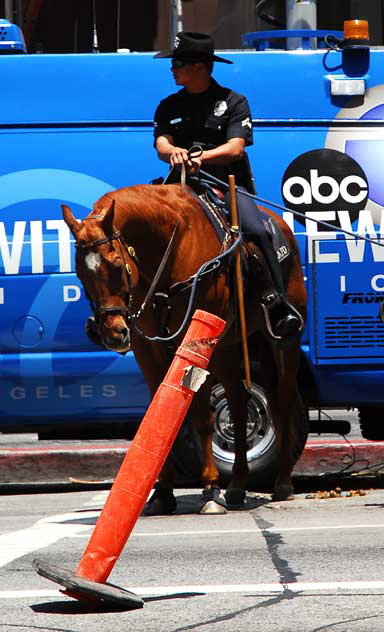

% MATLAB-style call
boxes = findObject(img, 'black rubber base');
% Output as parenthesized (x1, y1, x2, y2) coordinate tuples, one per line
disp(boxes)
(32, 559, 144, 610)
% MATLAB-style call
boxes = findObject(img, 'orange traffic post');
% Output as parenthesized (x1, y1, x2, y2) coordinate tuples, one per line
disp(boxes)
(33, 309, 225, 609)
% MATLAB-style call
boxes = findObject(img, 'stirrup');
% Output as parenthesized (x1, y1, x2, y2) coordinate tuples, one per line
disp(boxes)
(261, 293, 304, 341)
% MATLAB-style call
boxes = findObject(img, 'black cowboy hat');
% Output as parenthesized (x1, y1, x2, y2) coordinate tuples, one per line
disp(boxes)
(154, 31, 233, 64)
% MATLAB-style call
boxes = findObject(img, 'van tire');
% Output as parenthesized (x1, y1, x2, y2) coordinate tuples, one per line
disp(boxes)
(172, 382, 309, 492)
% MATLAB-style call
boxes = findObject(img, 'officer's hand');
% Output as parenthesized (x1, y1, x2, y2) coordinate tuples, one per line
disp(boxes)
(188, 156, 202, 175)
(169, 147, 189, 168)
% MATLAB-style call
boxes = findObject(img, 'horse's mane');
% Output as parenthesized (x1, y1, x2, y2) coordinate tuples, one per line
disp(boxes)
(93, 184, 199, 231)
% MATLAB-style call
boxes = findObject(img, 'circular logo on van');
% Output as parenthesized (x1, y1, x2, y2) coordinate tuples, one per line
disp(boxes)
(281, 148, 369, 227)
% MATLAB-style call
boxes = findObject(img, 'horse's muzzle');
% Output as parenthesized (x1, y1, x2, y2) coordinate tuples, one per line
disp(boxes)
(102, 318, 131, 353)
(104, 338, 131, 354)
(85, 315, 131, 354)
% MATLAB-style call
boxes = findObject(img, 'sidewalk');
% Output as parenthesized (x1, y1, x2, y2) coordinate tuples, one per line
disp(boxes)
(0, 436, 383, 486)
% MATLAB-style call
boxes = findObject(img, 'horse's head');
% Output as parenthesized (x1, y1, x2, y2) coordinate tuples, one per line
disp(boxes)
(62, 199, 138, 353)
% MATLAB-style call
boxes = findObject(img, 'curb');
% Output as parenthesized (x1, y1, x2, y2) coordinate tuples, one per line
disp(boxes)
(0, 444, 127, 484)
(294, 439, 384, 477)
(0, 439, 383, 485)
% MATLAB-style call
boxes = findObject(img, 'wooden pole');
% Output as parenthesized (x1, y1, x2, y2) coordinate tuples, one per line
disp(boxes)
(228, 175, 252, 391)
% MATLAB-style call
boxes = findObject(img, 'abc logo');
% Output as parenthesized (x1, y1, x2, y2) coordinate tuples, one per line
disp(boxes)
(281, 148, 369, 227)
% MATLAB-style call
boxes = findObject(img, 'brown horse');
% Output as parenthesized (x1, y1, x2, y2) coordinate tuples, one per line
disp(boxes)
(62, 183, 307, 514)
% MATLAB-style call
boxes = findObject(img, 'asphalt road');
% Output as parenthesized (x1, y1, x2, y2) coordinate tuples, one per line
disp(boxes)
(1, 484, 384, 632)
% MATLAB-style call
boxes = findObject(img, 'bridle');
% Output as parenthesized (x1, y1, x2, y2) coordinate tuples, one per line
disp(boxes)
(75, 214, 180, 334)
(76, 214, 138, 324)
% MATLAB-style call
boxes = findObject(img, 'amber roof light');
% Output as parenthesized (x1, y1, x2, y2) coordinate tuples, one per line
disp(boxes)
(344, 20, 369, 41)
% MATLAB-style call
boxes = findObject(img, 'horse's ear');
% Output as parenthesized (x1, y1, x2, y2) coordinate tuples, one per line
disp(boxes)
(100, 198, 115, 234)
(61, 204, 80, 236)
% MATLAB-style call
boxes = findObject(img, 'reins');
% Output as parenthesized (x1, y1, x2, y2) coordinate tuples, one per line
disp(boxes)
(198, 169, 384, 249)
(131, 234, 240, 343)
(131, 222, 179, 322)
(164, 149, 380, 246)
(163, 145, 204, 193)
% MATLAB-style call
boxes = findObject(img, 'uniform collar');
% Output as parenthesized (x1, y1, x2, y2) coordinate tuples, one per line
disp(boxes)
(182, 78, 220, 98)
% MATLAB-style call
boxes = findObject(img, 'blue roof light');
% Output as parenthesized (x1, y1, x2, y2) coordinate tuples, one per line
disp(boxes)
(0, 19, 27, 54)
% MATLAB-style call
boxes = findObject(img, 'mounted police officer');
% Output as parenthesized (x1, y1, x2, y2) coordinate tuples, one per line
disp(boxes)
(153, 32, 301, 340)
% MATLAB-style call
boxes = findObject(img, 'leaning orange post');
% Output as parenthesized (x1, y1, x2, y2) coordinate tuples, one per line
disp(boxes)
(33, 309, 226, 609)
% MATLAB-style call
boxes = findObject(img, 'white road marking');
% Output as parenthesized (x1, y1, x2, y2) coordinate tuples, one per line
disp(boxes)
(128, 580, 384, 595)
(134, 523, 384, 536)
(2, 580, 384, 600)
(71, 523, 384, 538)
(0, 590, 61, 599)
(267, 523, 384, 533)
(0, 511, 99, 567)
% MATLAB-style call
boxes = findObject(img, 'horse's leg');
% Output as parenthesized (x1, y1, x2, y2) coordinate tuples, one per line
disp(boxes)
(211, 345, 250, 506)
(131, 336, 178, 515)
(187, 376, 228, 514)
(265, 341, 302, 501)
(145, 458, 178, 516)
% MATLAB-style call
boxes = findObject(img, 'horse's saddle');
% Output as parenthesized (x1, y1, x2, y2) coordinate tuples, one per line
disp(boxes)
(191, 179, 291, 268)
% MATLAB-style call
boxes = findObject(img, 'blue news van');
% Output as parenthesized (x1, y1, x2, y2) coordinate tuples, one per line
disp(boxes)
(1, 21, 384, 485)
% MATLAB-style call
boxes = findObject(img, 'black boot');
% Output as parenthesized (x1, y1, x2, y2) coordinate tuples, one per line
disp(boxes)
(261, 292, 303, 341)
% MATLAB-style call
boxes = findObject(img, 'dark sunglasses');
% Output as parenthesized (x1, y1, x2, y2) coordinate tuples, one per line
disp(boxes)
(171, 59, 195, 69)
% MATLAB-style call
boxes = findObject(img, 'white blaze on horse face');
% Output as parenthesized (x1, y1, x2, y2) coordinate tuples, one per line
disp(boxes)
(85, 252, 102, 272)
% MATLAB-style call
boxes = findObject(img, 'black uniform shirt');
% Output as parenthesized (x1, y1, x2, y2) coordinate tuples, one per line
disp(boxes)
(154, 78, 254, 191)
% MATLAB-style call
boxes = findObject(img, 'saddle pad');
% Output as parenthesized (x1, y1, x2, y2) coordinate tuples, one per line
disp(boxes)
(197, 193, 229, 245)
(196, 188, 291, 266)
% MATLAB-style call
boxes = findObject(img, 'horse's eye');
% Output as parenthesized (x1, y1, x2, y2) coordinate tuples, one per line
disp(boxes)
(105, 253, 123, 269)
(112, 257, 123, 269)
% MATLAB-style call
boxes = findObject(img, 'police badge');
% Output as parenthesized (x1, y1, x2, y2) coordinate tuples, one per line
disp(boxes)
(213, 100, 228, 116)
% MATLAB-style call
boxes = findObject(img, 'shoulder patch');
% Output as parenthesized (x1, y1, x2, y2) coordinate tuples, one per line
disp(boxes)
(241, 117, 252, 129)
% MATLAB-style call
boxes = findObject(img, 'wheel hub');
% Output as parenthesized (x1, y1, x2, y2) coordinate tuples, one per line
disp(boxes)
(211, 383, 276, 462)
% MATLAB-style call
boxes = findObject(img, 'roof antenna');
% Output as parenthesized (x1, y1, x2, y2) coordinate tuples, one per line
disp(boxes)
(170, 0, 183, 46)
(92, 0, 99, 53)
(117, 0, 121, 51)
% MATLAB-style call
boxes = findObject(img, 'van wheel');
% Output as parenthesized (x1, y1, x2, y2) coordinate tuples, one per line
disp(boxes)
(358, 407, 384, 440)
(172, 382, 309, 492)
(210, 383, 308, 491)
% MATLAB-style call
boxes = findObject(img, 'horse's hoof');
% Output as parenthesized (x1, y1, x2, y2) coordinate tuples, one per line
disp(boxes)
(225, 488, 246, 506)
(144, 484, 177, 516)
(200, 500, 227, 515)
(272, 485, 294, 502)
(200, 487, 227, 515)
